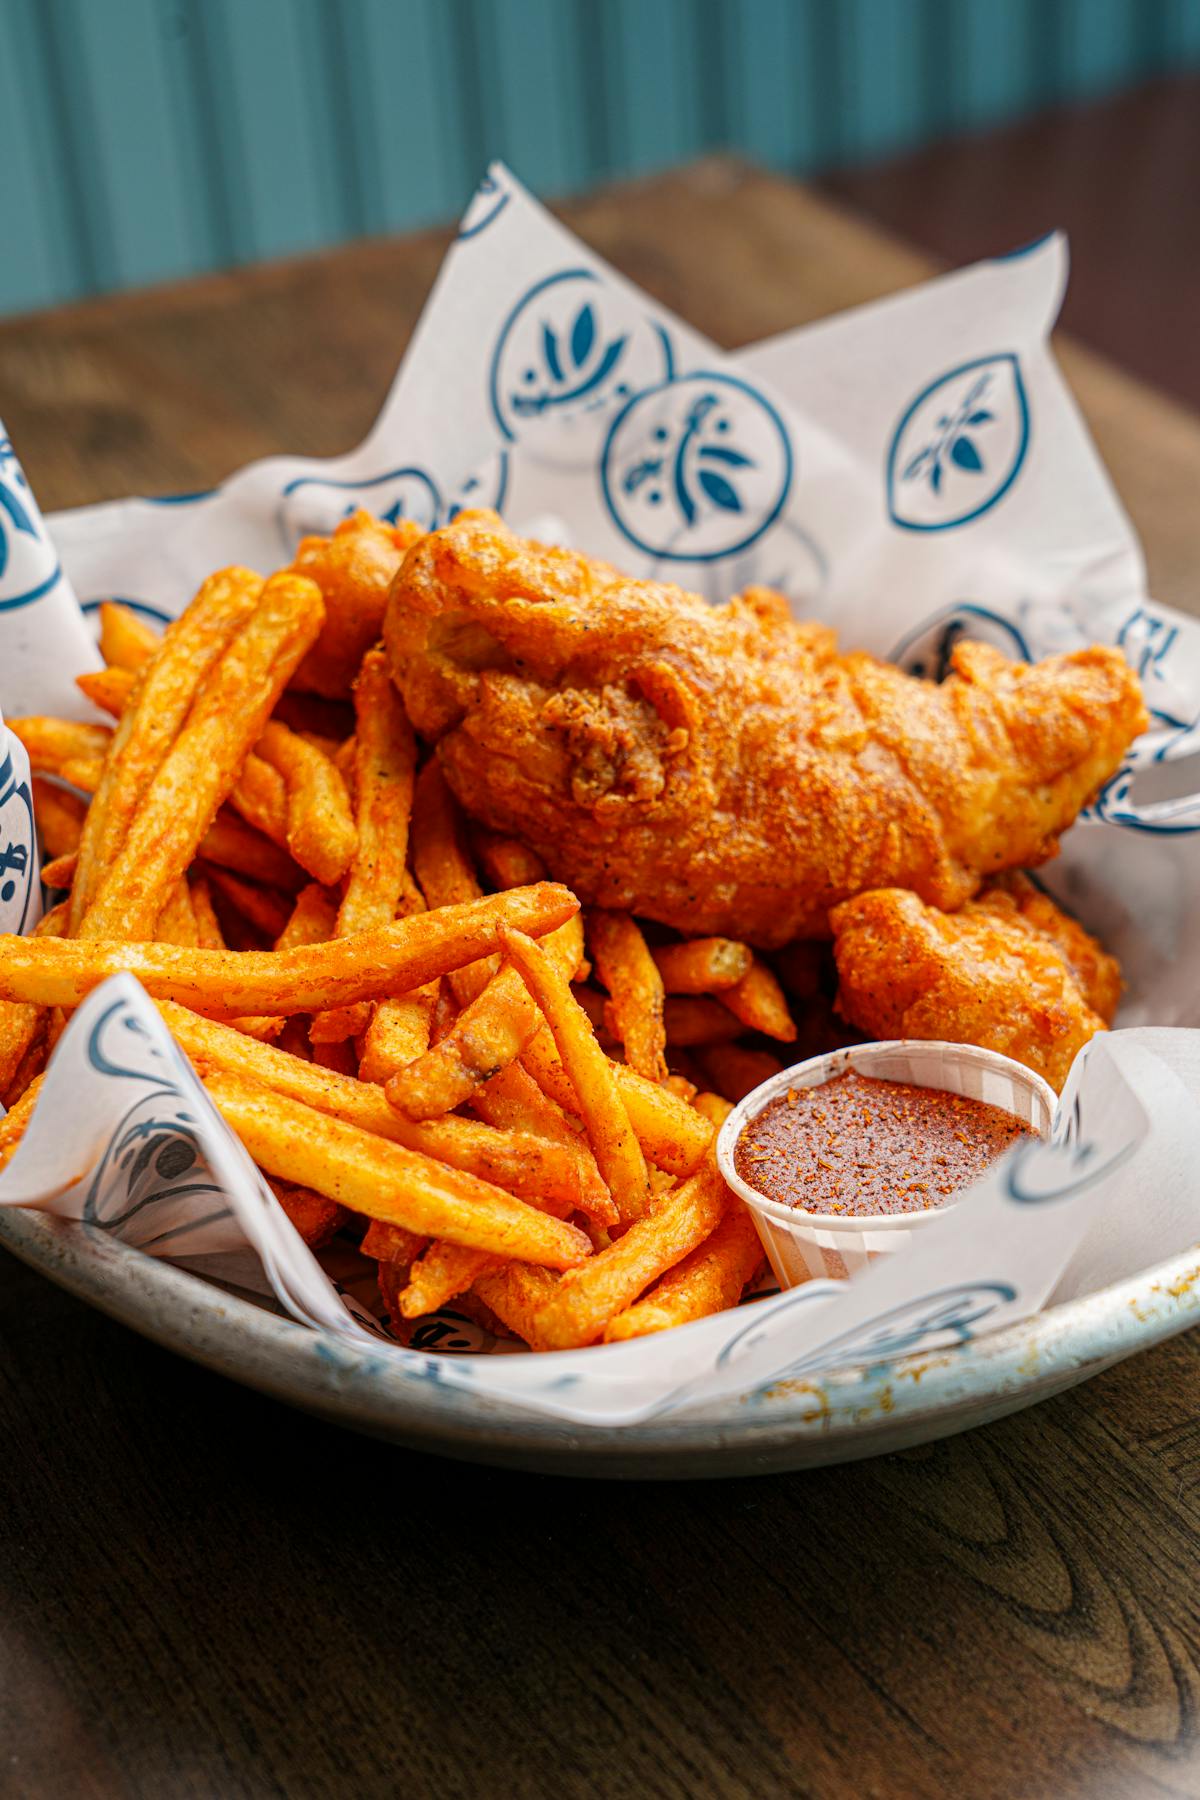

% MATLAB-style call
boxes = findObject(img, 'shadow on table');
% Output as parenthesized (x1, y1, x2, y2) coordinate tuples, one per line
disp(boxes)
(3, 1252, 1199, 1800)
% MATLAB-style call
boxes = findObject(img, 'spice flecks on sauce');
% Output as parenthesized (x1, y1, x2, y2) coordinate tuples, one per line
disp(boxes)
(733, 1069, 1031, 1217)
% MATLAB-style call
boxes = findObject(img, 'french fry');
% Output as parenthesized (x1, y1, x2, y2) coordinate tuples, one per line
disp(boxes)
(310, 1038, 357, 1076)
(80, 573, 324, 940)
(3, 1018, 48, 1106)
(201, 867, 294, 941)
(519, 1146, 730, 1349)
(97, 600, 161, 670)
(162, 999, 612, 1218)
(521, 1026, 712, 1177)
(79, 662, 292, 851)
(309, 653, 419, 1047)
(696, 1042, 785, 1104)
(55, 757, 103, 794)
(474, 832, 548, 891)
(267, 1177, 346, 1249)
(155, 883, 200, 947)
(31, 778, 87, 857)
(399, 1241, 501, 1318)
(652, 937, 753, 994)
(195, 813, 305, 893)
(500, 927, 649, 1222)
(0, 904, 65, 1096)
(663, 995, 746, 1047)
(75, 666, 134, 716)
(257, 719, 357, 886)
(472, 1263, 558, 1348)
(720, 956, 797, 1041)
(71, 565, 265, 931)
(228, 754, 289, 848)
(360, 1218, 427, 1267)
(603, 1200, 763, 1341)
(272, 691, 354, 742)
(38, 851, 76, 890)
(0, 1072, 44, 1172)
(587, 909, 668, 1082)
(411, 765, 497, 1004)
(189, 876, 225, 951)
(385, 913, 585, 1120)
(357, 991, 436, 1082)
(203, 1070, 592, 1268)
(7, 716, 113, 776)
(0, 885, 578, 1016)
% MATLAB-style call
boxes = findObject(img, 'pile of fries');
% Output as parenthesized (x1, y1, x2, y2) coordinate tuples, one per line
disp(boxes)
(0, 512, 844, 1350)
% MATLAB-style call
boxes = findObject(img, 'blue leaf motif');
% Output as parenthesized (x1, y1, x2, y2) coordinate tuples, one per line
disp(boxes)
(699, 445, 753, 469)
(0, 481, 36, 540)
(950, 435, 984, 473)
(931, 460, 943, 494)
(542, 323, 563, 383)
(903, 448, 932, 480)
(570, 303, 595, 369)
(698, 468, 743, 513)
(966, 410, 994, 426)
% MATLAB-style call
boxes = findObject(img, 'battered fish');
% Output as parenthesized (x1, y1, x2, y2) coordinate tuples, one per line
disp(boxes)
(384, 512, 1147, 947)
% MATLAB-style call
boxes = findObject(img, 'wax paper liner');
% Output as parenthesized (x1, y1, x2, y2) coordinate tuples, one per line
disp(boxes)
(2, 164, 1200, 1425)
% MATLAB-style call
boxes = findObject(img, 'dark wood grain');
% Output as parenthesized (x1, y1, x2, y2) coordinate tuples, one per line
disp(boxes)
(5, 157, 1200, 1800)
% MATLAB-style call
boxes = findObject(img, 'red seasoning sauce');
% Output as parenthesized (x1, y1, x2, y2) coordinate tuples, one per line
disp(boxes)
(733, 1069, 1031, 1217)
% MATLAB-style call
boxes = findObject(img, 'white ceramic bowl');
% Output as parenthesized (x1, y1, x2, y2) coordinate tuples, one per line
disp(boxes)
(716, 1040, 1057, 1287)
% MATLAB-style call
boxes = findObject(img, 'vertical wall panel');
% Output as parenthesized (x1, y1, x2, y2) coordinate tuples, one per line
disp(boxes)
(834, 0, 930, 163)
(3, 0, 1200, 315)
(602, 0, 704, 176)
(471, 0, 591, 195)
(0, 0, 76, 311)
(69, 0, 203, 288)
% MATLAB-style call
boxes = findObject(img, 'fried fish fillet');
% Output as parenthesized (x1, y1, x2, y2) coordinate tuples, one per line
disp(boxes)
(830, 876, 1121, 1091)
(384, 511, 1147, 947)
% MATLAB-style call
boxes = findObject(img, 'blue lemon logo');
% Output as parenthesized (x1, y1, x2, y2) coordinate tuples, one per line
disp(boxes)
(489, 268, 674, 446)
(887, 354, 1030, 532)
(601, 372, 793, 564)
(0, 746, 36, 933)
(277, 465, 443, 553)
(889, 602, 1031, 680)
(0, 438, 61, 612)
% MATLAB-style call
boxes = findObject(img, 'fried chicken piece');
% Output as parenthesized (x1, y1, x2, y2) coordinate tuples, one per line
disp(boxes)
(829, 877, 1121, 1091)
(291, 510, 423, 698)
(384, 512, 1147, 948)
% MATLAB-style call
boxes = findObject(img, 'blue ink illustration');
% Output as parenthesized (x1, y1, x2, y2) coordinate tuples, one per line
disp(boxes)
(886, 354, 1030, 532)
(889, 602, 1031, 680)
(456, 170, 511, 240)
(0, 436, 62, 611)
(602, 371, 792, 563)
(489, 269, 673, 445)
(0, 746, 36, 933)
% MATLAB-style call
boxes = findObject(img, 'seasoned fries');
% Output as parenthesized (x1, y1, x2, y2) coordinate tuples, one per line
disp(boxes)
(0, 887, 579, 1014)
(81, 572, 322, 939)
(587, 909, 667, 1083)
(500, 927, 649, 1223)
(5, 515, 803, 1361)
(204, 1071, 592, 1268)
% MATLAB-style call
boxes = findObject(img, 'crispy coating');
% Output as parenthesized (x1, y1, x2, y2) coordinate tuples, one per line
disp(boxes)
(829, 877, 1121, 1091)
(384, 512, 1148, 948)
(291, 510, 423, 697)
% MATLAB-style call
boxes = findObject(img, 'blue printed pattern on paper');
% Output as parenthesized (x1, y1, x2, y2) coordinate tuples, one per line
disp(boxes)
(276, 455, 509, 556)
(82, 997, 232, 1249)
(0, 436, 61, 611)
(602, 372, 793, 563)
(0, 743, 36, 933)
(489, 269, 674, 445)
(887, 355, 1030, 532)
(889, 602, 1032, 679)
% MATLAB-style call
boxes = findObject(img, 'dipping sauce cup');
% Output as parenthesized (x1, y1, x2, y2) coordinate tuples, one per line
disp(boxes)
(715, 1040, 1057, 1287)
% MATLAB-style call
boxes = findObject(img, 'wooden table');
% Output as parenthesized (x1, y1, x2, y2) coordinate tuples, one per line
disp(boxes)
(4, 159, 1200, 1800)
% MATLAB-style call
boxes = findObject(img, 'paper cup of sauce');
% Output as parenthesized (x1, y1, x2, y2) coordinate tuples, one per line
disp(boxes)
(715, 1040, 1057, 1287)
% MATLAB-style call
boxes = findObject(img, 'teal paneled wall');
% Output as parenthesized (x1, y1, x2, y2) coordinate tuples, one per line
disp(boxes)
(4, 0, 1200, 315)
